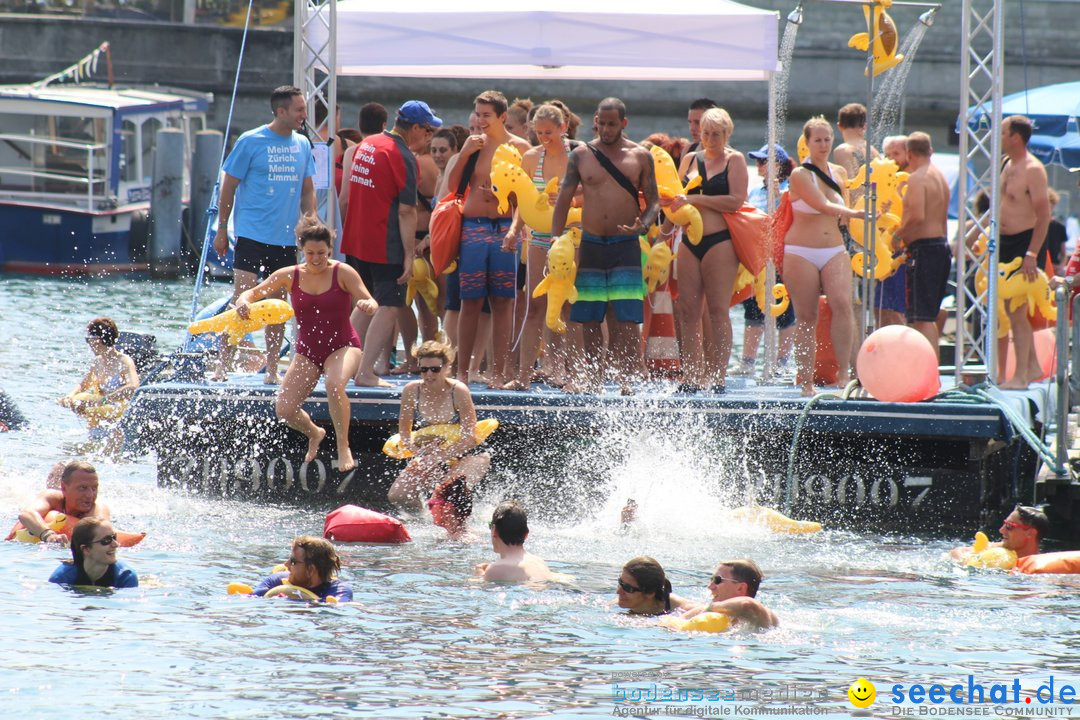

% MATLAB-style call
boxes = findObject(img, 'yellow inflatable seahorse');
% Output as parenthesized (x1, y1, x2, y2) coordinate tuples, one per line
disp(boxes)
(650, 145, 703, 245)
(997, 256, 1057, 322)
(187, 299, 295, 346)
(532, 228, 581, 333)
(975, 258, 1012, 339)
(752, 271, 791, 317)
(405, 257, 439, 314)
(848, 0, 905, 77)
(489, 160, 581, 235)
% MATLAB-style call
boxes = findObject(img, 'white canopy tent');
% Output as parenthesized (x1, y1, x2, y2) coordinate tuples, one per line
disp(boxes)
(305, 0, 779, 82)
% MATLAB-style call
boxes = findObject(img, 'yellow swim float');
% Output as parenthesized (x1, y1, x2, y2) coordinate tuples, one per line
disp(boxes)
(663, 612, 732, 634)
(730, 505, 823, 534)
(383, 418, 499, 460)
(964, 531, 1017, 570)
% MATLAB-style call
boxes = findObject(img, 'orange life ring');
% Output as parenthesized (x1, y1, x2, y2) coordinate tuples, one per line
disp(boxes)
(323, 504, 411, 544)
(7, 510, 146, 547)
(1014, 552, 1080, 575)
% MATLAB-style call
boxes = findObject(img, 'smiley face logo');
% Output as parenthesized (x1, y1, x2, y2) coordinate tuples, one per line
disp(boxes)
(848, 678, 876, 708)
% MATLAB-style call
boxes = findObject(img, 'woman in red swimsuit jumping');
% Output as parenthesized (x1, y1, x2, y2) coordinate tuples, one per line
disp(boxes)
(236, 215, 377, 472)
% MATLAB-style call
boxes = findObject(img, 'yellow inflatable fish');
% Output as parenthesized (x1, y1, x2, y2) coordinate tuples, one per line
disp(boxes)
(730, 505, 822, 534)
(998, 256, 1057, 322)
(490, 160, 581, 235)
(650, 145, 703, 245)
(406, 257, 439, 314)
(847, 156, 908, 217)
(532, 228, 581, 333)
(848, 0, 905, 77)
(964, 531, 1017, 570)
(188, 299, 295, 346)
(640, 238, 673, 294)
(383, 418, 500, 460)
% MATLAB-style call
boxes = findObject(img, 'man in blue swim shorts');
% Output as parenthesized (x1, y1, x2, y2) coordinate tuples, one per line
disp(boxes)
(551, 98, 660, 393)
(445, 91, 532, 386)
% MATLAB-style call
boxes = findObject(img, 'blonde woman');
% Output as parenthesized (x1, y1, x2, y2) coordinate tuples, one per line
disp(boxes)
(667, 108, 748, 392)
(503, 103, 576, 390)
(783, 116, 864, 396)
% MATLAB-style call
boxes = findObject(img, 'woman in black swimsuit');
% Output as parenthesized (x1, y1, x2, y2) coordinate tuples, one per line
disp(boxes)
(388, 340, 491, 511)
(665, 108, 749, 391)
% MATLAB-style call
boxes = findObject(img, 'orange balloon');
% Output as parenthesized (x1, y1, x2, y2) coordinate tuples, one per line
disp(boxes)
(1003, 328, 1056, 382)
(856, 325, 939, 402)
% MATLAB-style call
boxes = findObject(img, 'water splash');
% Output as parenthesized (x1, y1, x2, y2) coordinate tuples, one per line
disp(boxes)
(870, 20, 931, 147)
(772, 11, 803, 152)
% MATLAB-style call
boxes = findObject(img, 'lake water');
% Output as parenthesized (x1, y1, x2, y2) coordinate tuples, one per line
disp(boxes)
(3, 274, 1080, 719)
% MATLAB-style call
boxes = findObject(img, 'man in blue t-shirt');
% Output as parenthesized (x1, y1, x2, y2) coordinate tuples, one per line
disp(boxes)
(213, 85, 316, 384)
(252, 535, 353, 602)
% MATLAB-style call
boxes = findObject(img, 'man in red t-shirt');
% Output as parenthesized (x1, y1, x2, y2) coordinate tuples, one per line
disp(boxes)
(339, 100, 441, 386)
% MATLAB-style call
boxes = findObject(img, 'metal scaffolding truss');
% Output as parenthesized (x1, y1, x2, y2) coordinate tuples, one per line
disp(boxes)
(294, 0, 337, 224)
(955, 0, 1004, 381)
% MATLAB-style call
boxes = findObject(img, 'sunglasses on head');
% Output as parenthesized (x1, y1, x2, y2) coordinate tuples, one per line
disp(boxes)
(90, 534, 117, 546)
(419, 365, 444, 374)
(617, 578, 643, 594)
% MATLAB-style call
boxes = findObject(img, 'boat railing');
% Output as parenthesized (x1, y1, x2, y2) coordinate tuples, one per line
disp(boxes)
(1051, 280, 1078, 481)
(0, 132, 108, 209)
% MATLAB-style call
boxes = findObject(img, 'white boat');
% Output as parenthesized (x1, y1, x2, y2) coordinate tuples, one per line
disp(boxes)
(0, 79, 211, 275)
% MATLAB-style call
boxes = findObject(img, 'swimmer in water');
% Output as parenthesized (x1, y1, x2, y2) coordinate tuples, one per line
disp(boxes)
(475, 500, 557, 583)
(677, 559, 778, 629)
(616, 556, 692, 616)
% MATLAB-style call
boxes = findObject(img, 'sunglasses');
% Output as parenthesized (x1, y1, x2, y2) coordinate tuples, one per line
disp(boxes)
(1002, 520, 1034, 531)
(712, 575, 733, 585)
(85, 336, 100, 344)
(419, 365, 444, 374)
(90, 534, 117, 546)
(617, 579, 643, 594)
(285, 557, 306, 565)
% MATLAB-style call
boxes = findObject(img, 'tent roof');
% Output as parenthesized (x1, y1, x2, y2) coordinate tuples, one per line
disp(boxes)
(318, 0, 779, 81)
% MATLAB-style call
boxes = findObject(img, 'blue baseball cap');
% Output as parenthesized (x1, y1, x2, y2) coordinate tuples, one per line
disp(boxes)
(397, 100, 443, 128)
(747, 144, 790, 164)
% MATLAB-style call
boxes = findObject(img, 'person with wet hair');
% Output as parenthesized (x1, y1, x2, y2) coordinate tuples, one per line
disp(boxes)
(427, 476, 474, 541)
(252, 535, 353, 602)
(476, 500, 556, 582)
(19, 460, 110, 545)
(950, 505, 1049, 563)
(48, 517, 138, 588)
(616, 556, 692, 615)
(678, 558, 778, 628)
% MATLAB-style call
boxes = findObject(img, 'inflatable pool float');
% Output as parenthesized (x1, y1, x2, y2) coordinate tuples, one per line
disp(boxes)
(730, 505, 822, 534)
(187, 299, 295, 346)
(383, 418, 499, 460)
(7, 510, 145, 546)
(964, 531, 1017, 570)
(662, 612, 731, 634)
(324, 504, 411, 544)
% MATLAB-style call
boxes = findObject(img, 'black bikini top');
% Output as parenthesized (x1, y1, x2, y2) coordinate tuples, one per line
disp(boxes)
(686, 151, 729, 197)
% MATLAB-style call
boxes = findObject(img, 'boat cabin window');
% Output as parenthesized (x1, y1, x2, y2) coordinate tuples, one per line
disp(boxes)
(0, 111, 108, 197)
(119, 119, 139, 183)
(141, 116, 162, 183)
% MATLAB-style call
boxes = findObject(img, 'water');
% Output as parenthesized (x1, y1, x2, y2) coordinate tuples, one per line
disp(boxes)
(870, 22, 931, 148)
(4, 275, 1080, 719)
(773, 13, 803, 161)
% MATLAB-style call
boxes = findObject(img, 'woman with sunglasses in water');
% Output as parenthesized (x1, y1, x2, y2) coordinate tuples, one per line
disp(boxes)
(388, 340, 491, 512)
(616, 557, 691, 616)
(49, 517, 138, 589)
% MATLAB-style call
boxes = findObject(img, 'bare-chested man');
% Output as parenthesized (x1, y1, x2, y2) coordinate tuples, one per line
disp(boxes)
(551, 98, 660, 393)
(686, 97, 717, 154)
(892, 132, 951, 352)
(16, 461, 110, 545)
(998, 115, 1052, 389)
(445, 91, 531, 387)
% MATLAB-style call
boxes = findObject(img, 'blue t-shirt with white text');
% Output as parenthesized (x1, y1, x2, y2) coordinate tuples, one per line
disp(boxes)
(223, 125, 315, 246)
